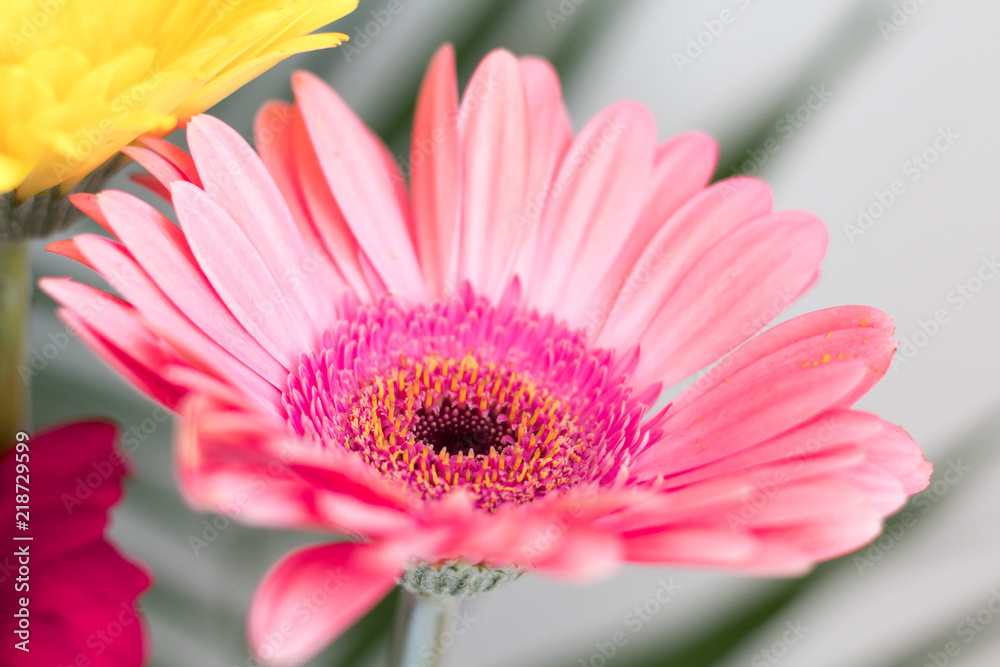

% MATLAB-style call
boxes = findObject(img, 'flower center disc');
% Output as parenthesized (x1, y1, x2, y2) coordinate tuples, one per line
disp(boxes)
(281, 289, 654, 512)
(341, 353, 591, 510)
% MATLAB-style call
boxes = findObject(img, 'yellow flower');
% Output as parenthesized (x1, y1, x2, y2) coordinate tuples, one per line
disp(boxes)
(0, 0, 357, 199)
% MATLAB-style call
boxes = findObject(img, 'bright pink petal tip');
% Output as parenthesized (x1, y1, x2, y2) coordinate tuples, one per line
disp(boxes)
(249, 542, 398, 665)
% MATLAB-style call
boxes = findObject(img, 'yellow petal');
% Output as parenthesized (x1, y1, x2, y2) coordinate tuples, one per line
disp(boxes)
(0, 66, 57, 133)
(174, 32, 347, 119)
(0, 154, 34, 194)
(1, 0, 357, 197)
(67, 45, 158, 103)
(18, 47, 92, 99)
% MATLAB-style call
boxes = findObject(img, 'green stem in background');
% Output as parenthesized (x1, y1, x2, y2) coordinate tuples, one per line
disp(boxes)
(0, 241, 30, 451)
(386, 590, 458, 667)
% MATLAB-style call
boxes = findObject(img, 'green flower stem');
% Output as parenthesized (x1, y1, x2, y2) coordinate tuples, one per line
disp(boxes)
(0, 241, 30, 451)
(386, 590, 458, 667)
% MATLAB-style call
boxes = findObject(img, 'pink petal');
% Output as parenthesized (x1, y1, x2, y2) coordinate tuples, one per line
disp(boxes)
(661, 409, 931, 496)
(619, 459, 909, 571)
(316, 494, 414, 537)
(531, 102, 656, 319)
(673, 305, 898, 414)
(509, 56, 573, 287)
(291, 113, 374, 302)
(622, 334, 925, 573)
(176, 397, 327, 528)
(632, 210, 828, 388)
(46, 237, 93, 268)
(65, 308, 188, 410)
(68, 192, 114, 234)
(292, 71, 426, 302)
(851, 416, 932, 494)
(357, 250, 388, 299)
(249, 542, 399, 665)
(377, 134, 417, 255)
(288, 461, 411, 512)
(527, 527, 623, 581)
(598, 177, 773, 351)
(176, 397, 411, 533)
(738, 471, 905, 527)
(637, 134, 721, 250)
(254, 103, 313, 234)
(137, 136, 202, 186)
(443, 493, 628, 575)
(457, 49, 530, 299)
(634, 359, 870, 478)
(600, 477, 758, 534)
(93, 190, 287, 387)
(755, 513, 886, 565)
(254, 101, 349, 301)
(619, 522, 816, 575)
(624, 529, 757, 566)
(425, 496, 525, 566)
(71, 233, 283, 415)
(188, 114, 336, 339)
(130, 172, 172, 200)
(121, 145, 187, 194)
(171, 180, 315, 370)
(165, 365, 254, 408)
(584, 133, 719, 334)
(40, 278, 187, 409)
(410, 44, 461, 298)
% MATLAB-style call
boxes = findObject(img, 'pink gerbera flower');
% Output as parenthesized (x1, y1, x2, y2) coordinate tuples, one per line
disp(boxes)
(1, 421, 151, 666)
(42, 46, 930, 665)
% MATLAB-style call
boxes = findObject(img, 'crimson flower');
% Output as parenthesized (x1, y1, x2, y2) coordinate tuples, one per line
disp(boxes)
(1, 421, 150, 666)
